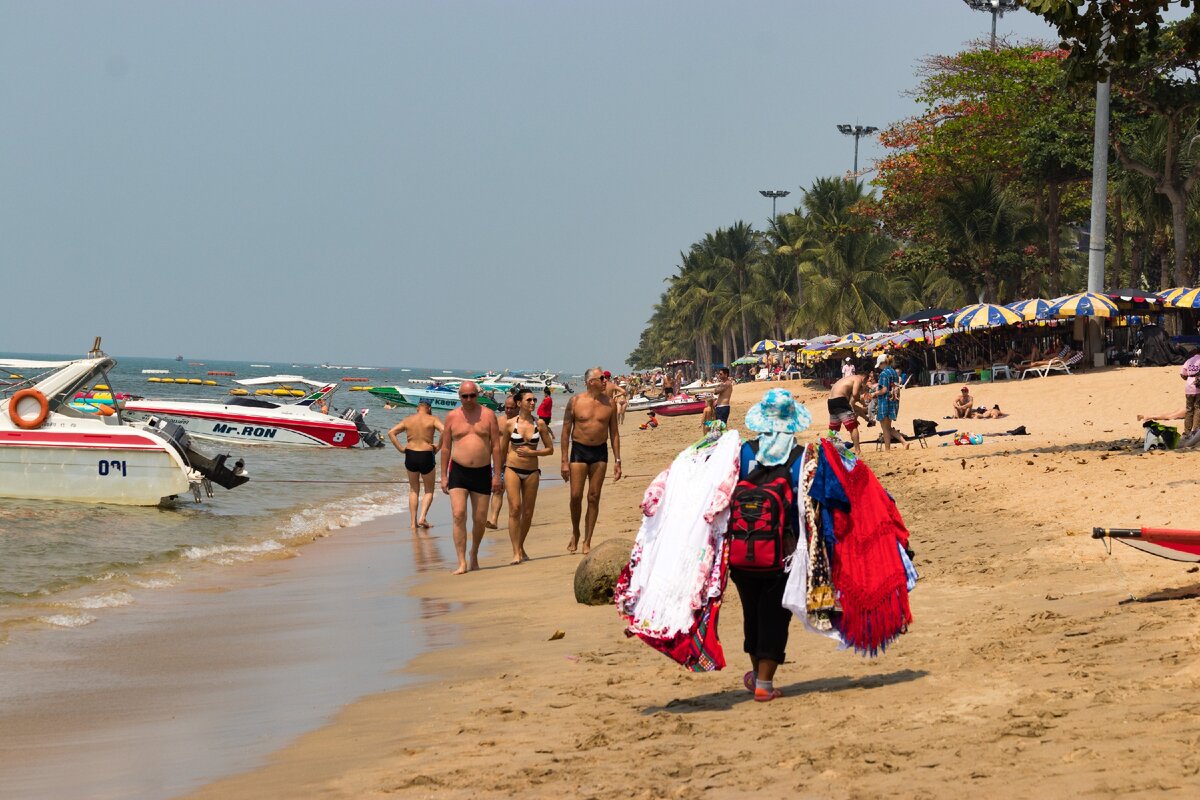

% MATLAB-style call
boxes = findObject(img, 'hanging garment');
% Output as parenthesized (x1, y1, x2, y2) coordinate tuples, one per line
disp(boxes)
(810, 439, 912, 656)
(615, 431, 741, 664)
(781, 444, 847, 645)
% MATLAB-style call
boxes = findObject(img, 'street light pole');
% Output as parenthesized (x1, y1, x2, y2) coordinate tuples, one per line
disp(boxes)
(836, 124, 878, 176)
(758, 189, 790, 221)
(962, 0, 1019, 50)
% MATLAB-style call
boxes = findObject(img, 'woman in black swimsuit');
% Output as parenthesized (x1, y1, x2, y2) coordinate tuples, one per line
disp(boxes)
(499, 389, 554, 564)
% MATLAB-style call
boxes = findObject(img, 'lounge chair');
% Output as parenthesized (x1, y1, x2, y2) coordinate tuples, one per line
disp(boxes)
(1022, 349, 1083, 379)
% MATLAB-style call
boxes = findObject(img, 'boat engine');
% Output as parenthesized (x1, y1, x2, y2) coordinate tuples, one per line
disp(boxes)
(341, 407, 384, 448)
(143, 418, 250, 491)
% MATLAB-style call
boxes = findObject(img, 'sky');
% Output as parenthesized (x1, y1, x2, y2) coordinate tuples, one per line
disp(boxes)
(1, 1, 1077, 373)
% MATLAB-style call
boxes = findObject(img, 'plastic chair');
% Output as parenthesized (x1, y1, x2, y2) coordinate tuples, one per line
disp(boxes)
(991, 364, 1013, 380)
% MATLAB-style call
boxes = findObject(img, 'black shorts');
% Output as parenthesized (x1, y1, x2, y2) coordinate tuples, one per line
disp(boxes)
(730, 568, 792, 663)
(405, 449, 435, 475)
(715, 405, 731, 423)
(447, 461, 492, 494)
(570, 440, 608, 465)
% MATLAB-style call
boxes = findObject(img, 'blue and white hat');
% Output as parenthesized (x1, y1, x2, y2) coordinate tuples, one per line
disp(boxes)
(745, 388, 812, 434)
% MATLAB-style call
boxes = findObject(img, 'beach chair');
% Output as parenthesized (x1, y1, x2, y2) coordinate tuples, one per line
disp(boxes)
(1021, 349, 1082, 379)
(990, 363, 1014, 380)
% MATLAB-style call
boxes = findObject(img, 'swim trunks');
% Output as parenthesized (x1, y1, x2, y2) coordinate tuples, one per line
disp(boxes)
(447, 461, 492, 494)
(715, 405, 731, 424)
(570, 440, 608, 465)
(826, 396, 858, 432)
(404, 449, 435, 475)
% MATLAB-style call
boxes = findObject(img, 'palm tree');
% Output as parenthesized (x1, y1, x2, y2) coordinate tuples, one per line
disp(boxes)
(935, 174, 1039, 301)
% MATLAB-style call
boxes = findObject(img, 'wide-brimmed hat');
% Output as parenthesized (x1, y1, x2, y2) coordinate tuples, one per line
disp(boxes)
(745, 388, 812, 434)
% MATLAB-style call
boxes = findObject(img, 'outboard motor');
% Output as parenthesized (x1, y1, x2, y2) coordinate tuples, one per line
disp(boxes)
(341, 407, 385, 448)
(144, 417, 250, 491)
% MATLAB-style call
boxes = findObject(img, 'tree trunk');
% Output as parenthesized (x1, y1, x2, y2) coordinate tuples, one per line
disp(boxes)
(1167, 185, 1189, 287)
(1130, 234, 1142, 291)
(1046, 181, 1062, 296)
(1159, 243, 1170, 290)
(1112, 194, 1126, 289)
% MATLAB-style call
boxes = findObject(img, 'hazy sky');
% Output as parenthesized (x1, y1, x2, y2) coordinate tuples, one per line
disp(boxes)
(2, 1, 1071, 372)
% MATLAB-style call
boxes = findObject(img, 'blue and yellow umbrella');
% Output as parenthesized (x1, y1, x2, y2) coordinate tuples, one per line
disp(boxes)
(948, 303, 1023, 329)
(1005, 298, 1051, 321)
(1163, 288, 1200, 309)
(1042, 291, 1119, 318)
(750, 339, 782, 353)
(1158, 287, 1191, 305)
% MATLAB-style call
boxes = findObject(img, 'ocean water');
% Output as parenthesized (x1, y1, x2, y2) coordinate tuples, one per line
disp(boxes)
(0, 352, 568, 640)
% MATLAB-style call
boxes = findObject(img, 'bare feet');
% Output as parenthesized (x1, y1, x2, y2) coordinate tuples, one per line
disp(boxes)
(509, 557, 522, 566)
(452, 564, 468, 575)
(417, 519, 431, 529)
(581, 541, 591, 555)
(484, 521, 498, 530)
(567, 535, 579, 554)
(468, 558, 480, 571)
(520, 551, 530, 562)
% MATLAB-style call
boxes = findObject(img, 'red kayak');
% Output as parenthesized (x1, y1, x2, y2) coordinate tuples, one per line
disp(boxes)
(654, 398, 707, 417)
(1092, 527, 1200, 562)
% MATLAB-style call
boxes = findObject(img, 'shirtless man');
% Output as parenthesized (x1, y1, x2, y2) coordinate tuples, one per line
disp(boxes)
(387, 400, 443, 532)
(954, 386, 974, 419)
(827, 373, 868, 457)
(487, 394, 518, 529)
(440, 381, 502, 574)
(561, 367, 622, 555)
(603, 370, 629, 425)
(712, 367, 733, 424)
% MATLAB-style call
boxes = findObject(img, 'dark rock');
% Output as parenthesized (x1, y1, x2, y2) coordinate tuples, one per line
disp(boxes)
(573, 538, 635, 605)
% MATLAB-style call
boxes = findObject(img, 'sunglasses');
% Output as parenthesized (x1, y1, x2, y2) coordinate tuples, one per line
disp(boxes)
(459, 393, 478, 399)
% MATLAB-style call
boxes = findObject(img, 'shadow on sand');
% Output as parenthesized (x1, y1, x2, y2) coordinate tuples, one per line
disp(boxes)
(641, 668, 929, 714)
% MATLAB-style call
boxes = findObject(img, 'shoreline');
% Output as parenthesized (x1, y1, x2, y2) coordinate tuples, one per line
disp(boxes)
(182, 368, 1200, 798)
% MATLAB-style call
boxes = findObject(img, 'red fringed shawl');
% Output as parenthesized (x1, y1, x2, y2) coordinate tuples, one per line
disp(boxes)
(819, 440, 911, 655)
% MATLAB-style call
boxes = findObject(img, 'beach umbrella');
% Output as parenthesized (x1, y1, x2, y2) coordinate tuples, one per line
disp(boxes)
(1105, 288, 1164, 306)
(947, 303, 1023, 329)
(889, 307, 953, 328)
(750, 339, 782, 353)
(1162, 287, 1200, 309)
(731, 355, 760, 366)
(1042, 291, 1119, 318)
(1158, 287, 1191, 304)
(1005, 298, 1051, 321)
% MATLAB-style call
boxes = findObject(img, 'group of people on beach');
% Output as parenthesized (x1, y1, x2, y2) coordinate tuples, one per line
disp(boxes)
(825, 353, 908, 456)
(386, 367, 622, 574)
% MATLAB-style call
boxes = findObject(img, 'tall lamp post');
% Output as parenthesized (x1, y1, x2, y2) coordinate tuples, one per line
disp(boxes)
(758, 189, 790, 221)
(962, 0, 1019, 50)
(836, 124, 878, 176)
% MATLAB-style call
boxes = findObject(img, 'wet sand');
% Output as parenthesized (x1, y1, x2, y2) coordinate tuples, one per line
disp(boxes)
(0, 510, 453, 800)
(96, 368, 1200, 797)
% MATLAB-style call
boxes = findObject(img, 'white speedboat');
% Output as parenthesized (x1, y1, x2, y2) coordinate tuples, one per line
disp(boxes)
(0, 351, 248, 506)
(368, 384, 500, 411)
(125, 375, 383, 448)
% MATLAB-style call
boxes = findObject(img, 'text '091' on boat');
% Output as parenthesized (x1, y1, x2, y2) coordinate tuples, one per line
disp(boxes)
(124, 374, 385, 448)
(0, 339, 249, 506)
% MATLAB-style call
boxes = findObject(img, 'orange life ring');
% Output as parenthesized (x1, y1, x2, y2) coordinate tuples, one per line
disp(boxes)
(9, 388, 49, 429)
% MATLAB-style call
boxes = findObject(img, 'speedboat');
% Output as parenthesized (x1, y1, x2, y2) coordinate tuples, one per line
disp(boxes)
(368, 384, 500, 411)
(626, 392, 707, 416)
(125, 375, 383, 448)
(0, 349, 248, 506)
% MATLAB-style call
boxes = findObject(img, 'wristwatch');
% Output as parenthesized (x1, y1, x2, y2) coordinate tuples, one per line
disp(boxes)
(615, 458, 622, 464)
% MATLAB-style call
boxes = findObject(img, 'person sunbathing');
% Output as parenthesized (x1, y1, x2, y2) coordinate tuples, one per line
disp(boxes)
(1137, 408, 1185, 422)
(970, 404, 1008, 419)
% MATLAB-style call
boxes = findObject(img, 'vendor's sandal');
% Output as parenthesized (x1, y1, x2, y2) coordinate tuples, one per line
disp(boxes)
(743, 671, 756, 693)
(754, 687, 783, 702)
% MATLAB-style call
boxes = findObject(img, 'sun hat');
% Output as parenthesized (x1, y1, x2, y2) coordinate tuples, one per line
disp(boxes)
(875, 353, 889, 367)
(745, 388, 812, 434)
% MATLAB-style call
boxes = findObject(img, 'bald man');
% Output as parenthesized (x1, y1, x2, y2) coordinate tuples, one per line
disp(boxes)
(440, 381, 502, 573)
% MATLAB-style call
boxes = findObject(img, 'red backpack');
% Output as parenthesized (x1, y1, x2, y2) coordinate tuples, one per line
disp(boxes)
(727, 444, 802, 572)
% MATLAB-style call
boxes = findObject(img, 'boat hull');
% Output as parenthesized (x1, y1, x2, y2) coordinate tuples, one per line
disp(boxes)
(654, 401, 707, 416)
(0, 427, 191, 505)
(124, 402, 360, 448)
(369, 386, 499, 411)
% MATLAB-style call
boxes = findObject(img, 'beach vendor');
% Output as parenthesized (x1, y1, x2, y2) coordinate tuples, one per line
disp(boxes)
(731, 388, 811, 702)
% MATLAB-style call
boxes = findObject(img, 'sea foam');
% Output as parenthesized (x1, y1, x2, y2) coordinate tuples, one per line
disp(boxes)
(64, 591, 134, 610)
(37, 613, 97, 628)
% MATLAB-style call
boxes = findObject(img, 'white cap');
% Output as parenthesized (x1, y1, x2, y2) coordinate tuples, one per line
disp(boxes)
(876, 353, 888, 367)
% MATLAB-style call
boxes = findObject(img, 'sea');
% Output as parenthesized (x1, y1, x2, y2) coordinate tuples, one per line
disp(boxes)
(0, 351, 572, 640)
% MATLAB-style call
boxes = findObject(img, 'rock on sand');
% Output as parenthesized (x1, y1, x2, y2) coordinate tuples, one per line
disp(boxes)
(572, 538, 634, 605)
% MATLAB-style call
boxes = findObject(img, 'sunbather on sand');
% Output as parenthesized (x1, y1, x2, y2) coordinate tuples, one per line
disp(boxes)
(970, 404, 1007, 419)
(1137, 408, 1185, 421)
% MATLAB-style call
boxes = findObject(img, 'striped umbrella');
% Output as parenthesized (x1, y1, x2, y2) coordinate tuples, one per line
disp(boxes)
(1162, 288, 1200, 309)
(948, 303, 1023, 329)
(1158, 287, 1191, 305)
(1005, 298, 1051, 321)
(1042, 291, 1119, 318)
(750, 339, 782, 353)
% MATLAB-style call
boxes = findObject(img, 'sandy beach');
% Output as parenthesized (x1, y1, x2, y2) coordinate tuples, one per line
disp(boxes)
(180, 366, 1200, 799)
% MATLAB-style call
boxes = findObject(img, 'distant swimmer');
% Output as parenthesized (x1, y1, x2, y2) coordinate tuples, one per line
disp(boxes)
(499, 389, 554, 564)
(440, 381, 502, 574)
(387, 400, 443, 532)
(560, 367, 621, 555)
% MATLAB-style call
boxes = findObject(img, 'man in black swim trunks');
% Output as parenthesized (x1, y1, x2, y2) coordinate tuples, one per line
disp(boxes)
(827, 373, 867, 457)
(387, 400, 444, 532)
(560, 366, 621, 555)
(440, 381, 502, 574)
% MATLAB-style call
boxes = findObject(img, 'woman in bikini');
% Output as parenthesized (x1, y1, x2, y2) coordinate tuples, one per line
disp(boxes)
(499, 388, 554, 564)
